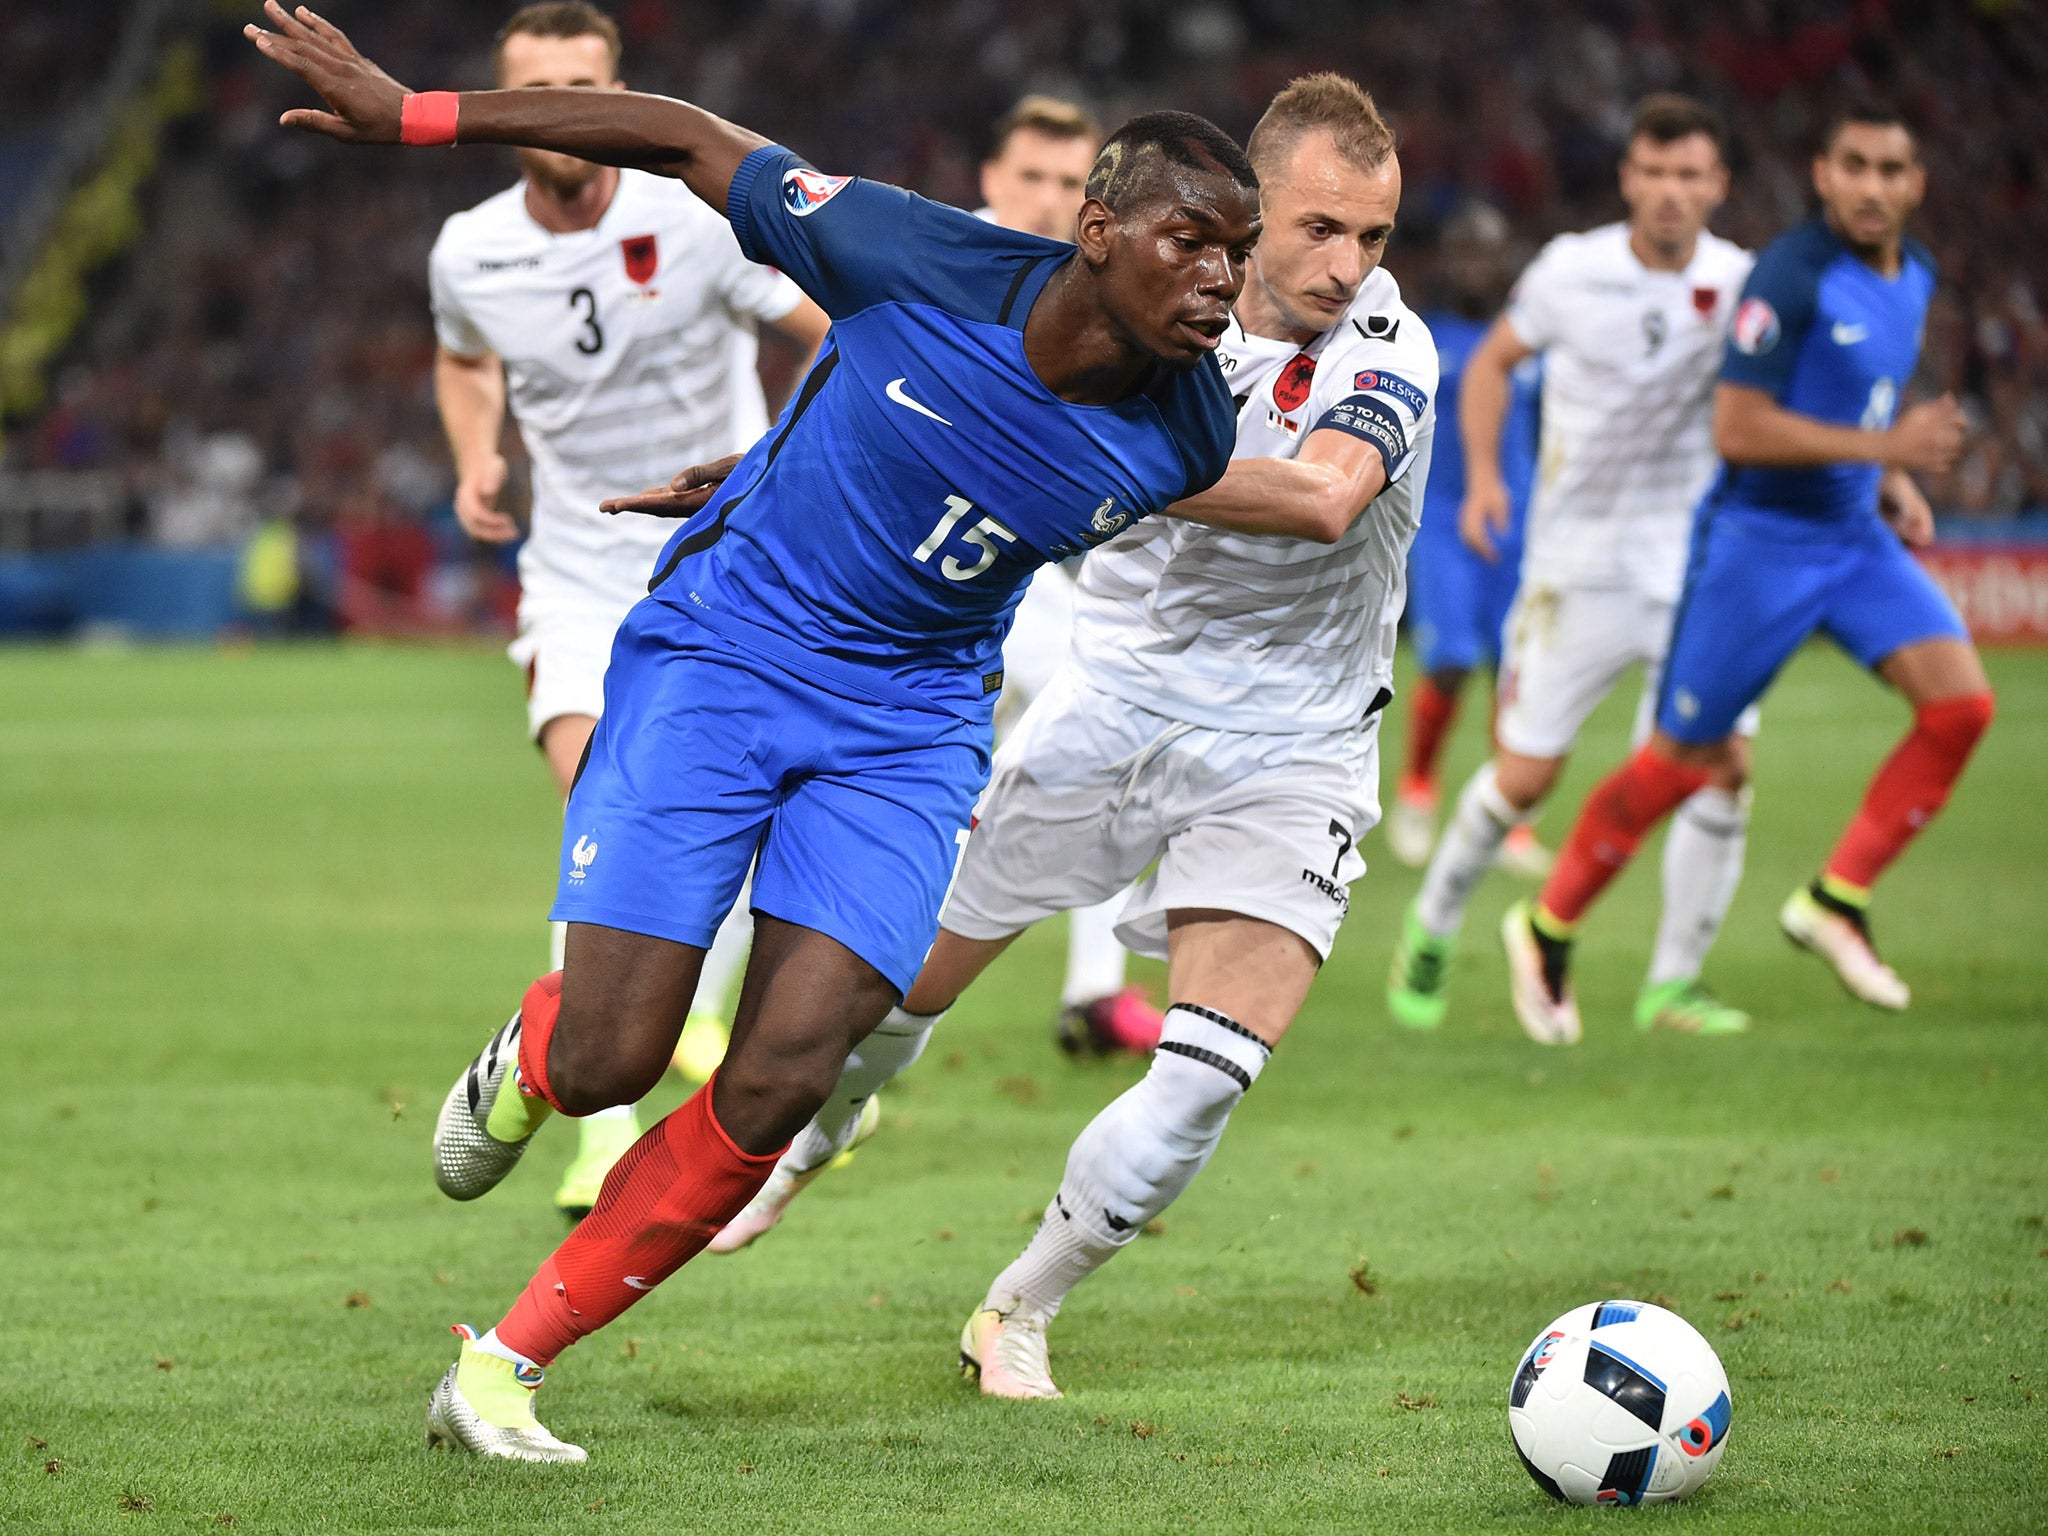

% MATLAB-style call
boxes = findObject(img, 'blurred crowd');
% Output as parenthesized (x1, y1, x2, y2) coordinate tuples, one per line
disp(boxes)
(9, 0, 2047, 565)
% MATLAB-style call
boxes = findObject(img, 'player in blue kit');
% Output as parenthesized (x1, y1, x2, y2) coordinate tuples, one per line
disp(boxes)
(1507, 100, 1993, 1043)
(247, 1, 1257, 1461)
(1387, 203, 1545, 872)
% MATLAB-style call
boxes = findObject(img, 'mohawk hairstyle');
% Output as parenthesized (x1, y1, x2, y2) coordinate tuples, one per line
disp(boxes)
(1084, 111, 1257, 216)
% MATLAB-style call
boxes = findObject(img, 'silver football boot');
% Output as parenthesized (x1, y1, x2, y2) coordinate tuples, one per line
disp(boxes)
(425, 1330, 587, 1463)
(432, 1012, 539, 1199)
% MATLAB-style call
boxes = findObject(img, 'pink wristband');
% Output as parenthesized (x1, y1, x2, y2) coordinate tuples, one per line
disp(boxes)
(400, 91, 460, 147)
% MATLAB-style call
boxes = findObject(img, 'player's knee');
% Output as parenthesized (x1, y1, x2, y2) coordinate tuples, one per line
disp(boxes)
(713, 1047, 841, 1151)
(1920, 690, 1995, 751)
(546, 1011, 665, 1117)
(1708, 739, 1751, 795)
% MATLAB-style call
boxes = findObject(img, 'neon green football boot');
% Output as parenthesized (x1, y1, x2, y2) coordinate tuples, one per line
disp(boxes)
(1386, 905, 1453, 1030)
(426, 1327, 586, 1463)
(1634, 978, 1752, 1036)
(554, 1112, 641, 1218)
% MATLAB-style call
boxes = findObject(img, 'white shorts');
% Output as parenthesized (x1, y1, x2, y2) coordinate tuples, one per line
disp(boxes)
(507, 587, 637, 740)
(1496, 584, 1758, 759)
(995, 563, 1078, 734)
(943, 669, 1383, 962)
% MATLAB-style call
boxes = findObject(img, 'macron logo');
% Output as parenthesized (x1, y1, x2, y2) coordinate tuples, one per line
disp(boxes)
(1831, 321, 1870, 346)
(886, 377, 952, 427)
(622, 1276, 654, 1291)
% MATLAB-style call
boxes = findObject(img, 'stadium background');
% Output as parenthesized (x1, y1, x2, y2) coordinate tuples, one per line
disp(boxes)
(2, 5, 2045, 1532)
(2, 0, 2046, 640)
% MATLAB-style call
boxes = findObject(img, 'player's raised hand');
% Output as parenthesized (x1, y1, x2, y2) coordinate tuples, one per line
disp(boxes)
(244, 2, 408, 143)
(1883, 394, 1967, 475)
(454, 453, 519, 544)
(599, 455, 742, 518)
(1459, 474, 1512, 562)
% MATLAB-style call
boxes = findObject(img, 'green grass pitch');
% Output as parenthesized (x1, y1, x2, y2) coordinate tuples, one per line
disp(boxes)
(2, 639, 2043, 1534)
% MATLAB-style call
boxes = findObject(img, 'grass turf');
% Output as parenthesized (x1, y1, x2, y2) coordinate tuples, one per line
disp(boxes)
(1, 639, 2043, 1534)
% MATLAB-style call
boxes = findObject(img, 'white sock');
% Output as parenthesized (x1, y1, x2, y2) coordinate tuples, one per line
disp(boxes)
(984, 1004, 1269, 1317)
(549, 919, 567, 971)
(783, 1004, 940, 1173)
(1414, 763, 1524, 937)
(1648, 785, 1750, 987)
(691, 879, 754, 1019)
(1061, 896, 1129, 1006)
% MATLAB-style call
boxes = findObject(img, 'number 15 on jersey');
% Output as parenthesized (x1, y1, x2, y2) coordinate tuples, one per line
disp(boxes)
(912, 495, 1018, 582)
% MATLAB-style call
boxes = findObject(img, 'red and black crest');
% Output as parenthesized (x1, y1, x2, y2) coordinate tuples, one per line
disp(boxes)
(620, 234, 659, 286)
(1691, 285, 1719, 318)
(1272, 353, 1317, 413)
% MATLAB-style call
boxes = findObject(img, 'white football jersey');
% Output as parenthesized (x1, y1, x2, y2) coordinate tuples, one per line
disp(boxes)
(429, 169, 804, 610)
(1070, 267, 1438, 735)
(1504, 222, 1753, 602)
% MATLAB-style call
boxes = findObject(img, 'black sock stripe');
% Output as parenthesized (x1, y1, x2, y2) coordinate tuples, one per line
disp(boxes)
(1168, 1003, 1270, 1054)
(1156, 1040, 1253, 1091)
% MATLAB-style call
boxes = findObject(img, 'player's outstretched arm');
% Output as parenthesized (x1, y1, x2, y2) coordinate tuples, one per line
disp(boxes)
(600, 456, 742, 519)
(245, 2, 765, 213)
(1166, 430, 1390, 545)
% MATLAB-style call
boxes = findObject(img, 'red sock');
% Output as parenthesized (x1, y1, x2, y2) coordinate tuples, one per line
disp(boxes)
(496, 1078, 784, 1365)
(1824, 693, 1994, 894)
(1401, 677, 1460, 801)
(514, 971, 568, 1115)
(1539, 746, 1710, 928)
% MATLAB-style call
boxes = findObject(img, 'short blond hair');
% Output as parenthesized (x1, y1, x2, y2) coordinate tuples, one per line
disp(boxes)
(1247, 73, 1396, 182)
(495, 2, 622, 78)
(989, 95, 1103, 161)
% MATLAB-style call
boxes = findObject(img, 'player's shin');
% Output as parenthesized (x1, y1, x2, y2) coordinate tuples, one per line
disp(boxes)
(496, 1078, 784, 1365)
(1823, 693, 1994, 896)
(1539, 746, 1709, 929)
(1648, 785, 1750, 987)
(1414, 763, 1523, 936)
(1400, 675, 1461, 803)
(984, 1005, 1269, 1318)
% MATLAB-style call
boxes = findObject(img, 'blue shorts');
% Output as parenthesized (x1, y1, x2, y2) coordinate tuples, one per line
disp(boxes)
(1657, 503, 1968, 745)
(551, 599, 989, 995)
(1406, 528, 1523, 675)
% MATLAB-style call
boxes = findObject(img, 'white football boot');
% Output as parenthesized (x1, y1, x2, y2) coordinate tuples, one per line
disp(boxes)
(1386, 788, 1437, 869)
(1779, 884, 1910, 1011)
(959, 1300, 1062, 1400)
(433, 1012, 542, 1200)
(1502, 900, 1582, 1046)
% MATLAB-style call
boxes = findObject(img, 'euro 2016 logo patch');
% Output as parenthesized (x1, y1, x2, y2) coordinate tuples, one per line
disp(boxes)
(781, 167, 851, 217)
(1732, 297, 1780, 355)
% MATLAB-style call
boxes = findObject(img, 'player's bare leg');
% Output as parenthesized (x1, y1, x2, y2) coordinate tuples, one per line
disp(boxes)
(709, 927, 1021, 1252)
(967, 911, 1313, 1398)
(435, 918, 896, 1459)
(1783, 637, 1993, 1010)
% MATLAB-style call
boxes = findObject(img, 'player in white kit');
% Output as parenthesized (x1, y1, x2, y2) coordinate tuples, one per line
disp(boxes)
(427, 3, 826, 1213)
(1387, 95, 1758, 1043)
(708, 76, 1437, 1393)
(971, 97, 1166, 1058)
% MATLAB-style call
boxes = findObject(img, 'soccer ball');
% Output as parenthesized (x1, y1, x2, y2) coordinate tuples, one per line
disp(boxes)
(1508, 1300, 1732, 1506)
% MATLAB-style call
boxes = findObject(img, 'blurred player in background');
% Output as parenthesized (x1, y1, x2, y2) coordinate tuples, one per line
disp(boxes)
(427, 1, 827, 1214)
(1512, 101, 1989, 1039)
(976, 96, 1164, 1057)
(1386, 202, 1547, 876)
(712, 78, 1439, 1398)
(1387, 94, 1757, 1043)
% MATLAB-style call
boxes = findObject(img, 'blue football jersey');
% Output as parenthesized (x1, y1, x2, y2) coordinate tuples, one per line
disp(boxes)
(1716, 218, 1937, 522)
(1416, 310, 1539, 545)
(643, 145, 1238, 721)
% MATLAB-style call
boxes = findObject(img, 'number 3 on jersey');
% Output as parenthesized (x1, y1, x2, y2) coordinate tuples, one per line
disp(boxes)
(912, 495, 1017, 581)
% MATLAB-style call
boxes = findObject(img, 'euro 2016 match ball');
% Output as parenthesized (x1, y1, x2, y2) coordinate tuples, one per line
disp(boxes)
(1509, 1300, 1732, 1506)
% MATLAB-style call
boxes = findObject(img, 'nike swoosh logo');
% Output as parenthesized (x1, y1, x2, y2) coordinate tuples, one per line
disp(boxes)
(1831, 322, 1869, 345)
(622, 1276, 654, 1291)
(886, 377, 953, 427)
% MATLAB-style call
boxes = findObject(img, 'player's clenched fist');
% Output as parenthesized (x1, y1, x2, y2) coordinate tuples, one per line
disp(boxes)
(1882, 394, 1966, 475)
(599, 455, 741, 519)
(244, 2, 408, 142)
(454, 452, 518, 543)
